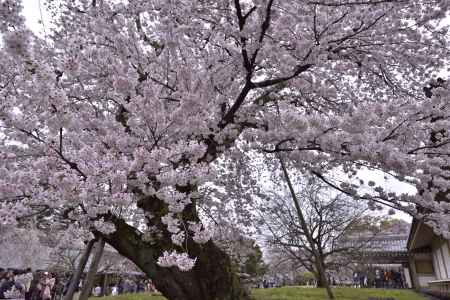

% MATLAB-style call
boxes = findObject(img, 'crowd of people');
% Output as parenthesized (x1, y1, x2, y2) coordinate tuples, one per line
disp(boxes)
(0, 267, 158, 300)
(353, 269, 405, 289)
(0, 269, 56, 300)
(90, 278, 157, 297)
(1, 265, 408, 299)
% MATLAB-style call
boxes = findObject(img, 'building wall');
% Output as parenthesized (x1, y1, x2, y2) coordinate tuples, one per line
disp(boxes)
(418, 275, 438, 287)
(432, 237, 450, 280)
(403, 267, 413, 288)
(410, 256, 436, 288)
(408, 221, 450, 298)
(443, 241, 450, 278)
(424, 236, 450, 298)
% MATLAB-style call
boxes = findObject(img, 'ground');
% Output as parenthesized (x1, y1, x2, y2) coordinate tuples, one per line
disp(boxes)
(251, 287, 426, 300)
(93, 287, 426, 300)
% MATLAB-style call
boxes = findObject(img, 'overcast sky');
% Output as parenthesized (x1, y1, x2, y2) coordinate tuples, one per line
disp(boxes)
(23, 0, 49, 35)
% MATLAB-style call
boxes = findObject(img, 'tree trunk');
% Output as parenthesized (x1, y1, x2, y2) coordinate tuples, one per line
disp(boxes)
(314, 259, 334, 300)
(279, 155, 335, 300)
(64, 239, 95, 300)
(91, 177, 251, 300)
(79, 238, 105, 300)
(101, 215, 250, 300)
(315, 271, 325, 287)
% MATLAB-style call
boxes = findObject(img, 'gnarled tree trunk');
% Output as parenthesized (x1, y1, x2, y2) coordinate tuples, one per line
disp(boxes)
(97, 187, 250, 300)
(101, 217, 249, 300)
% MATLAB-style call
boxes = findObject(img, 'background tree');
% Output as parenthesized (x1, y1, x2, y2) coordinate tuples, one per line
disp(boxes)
(0, 226, 51, 270)
(212, 223, 267, 283)
(242, 242, 267, 281)
(260, 163, 379, 299)
(263, 245, 311, 287)
(379, 218, 411, 235)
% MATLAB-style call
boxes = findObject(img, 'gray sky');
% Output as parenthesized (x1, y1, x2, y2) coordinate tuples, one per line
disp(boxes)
(23, 0, 49, 35)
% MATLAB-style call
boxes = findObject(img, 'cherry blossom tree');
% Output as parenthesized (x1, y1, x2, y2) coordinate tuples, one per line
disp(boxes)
(1, 0, 449, 299)
(0, 226, 51, 270)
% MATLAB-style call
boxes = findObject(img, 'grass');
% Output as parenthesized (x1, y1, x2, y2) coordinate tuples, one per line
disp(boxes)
(94, 293, 166, 300)
(251, 287, 426, 300)
(93, 287, 426, 300)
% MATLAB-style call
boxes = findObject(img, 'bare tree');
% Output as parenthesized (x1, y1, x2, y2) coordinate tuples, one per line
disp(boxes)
(260, 157, 378, 299)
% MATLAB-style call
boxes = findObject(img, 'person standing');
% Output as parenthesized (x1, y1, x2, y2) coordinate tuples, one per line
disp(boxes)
(375, 269, 381, 288)
(41, 272, 55, 300)
(0, 271, 14, 299)
(27, 271, 42, 300)
(117, 280, 123, 295)
(93, 286, 101, 297)
(0, 269, 6, 287)
(111, 285, 118, 296)
(353, 272, 359, 288)
(0, 271, 24, 299)
(16, 271, 33, 299)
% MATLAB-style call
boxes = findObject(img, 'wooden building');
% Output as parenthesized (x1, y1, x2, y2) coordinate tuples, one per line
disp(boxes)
(407, 219, 450, 298)
(335, 234, 413, 287)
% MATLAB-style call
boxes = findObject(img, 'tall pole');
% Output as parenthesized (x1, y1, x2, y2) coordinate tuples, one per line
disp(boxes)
(79, 238, 105, 300)
(64, 239, 96, 300)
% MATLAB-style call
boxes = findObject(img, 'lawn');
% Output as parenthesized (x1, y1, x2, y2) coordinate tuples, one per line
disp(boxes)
(94, 287, 426, 300)
(251, 287, 426, 300)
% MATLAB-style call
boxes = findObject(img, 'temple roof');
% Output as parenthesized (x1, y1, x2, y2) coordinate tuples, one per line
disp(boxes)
(338, 234, 409, 254)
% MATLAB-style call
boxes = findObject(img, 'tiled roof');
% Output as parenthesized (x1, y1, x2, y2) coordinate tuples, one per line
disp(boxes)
(365, 235, 408, 252)
(339, 234, 409, 253)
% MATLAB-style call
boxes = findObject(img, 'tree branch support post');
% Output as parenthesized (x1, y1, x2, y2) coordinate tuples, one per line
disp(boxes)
(79, 238, 106, 300)
(63, 239, 96, 300)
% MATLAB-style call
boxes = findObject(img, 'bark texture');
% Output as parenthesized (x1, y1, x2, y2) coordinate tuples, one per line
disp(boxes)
(98, 188, 250, 300)
(101, 216, 249, 300)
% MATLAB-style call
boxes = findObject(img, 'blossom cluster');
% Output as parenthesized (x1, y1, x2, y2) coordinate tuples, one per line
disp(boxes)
(0, 0, 449, 275)
(157, 250, 197, 272)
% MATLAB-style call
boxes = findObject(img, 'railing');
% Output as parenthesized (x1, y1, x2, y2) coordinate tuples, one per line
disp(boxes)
(427, 279, 450, 299)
